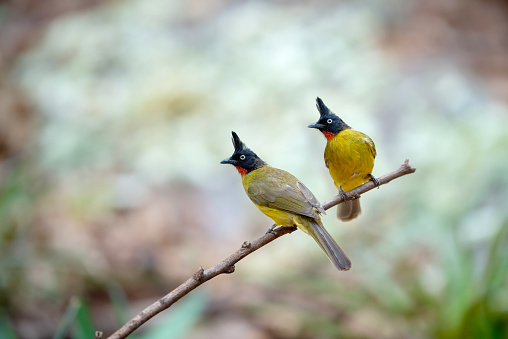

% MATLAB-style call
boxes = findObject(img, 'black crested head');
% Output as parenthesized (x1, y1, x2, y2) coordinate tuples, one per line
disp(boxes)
(308, 97, 350, 136)
(220, 131, 266, 174)
(232, 131, 246, 153)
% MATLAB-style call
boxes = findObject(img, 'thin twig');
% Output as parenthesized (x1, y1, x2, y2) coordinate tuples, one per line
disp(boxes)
(322, 159, 416, 210)
(105, 160, 416, 339)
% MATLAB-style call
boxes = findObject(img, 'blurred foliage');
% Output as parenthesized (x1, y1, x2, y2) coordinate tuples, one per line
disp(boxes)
(1, 0, 508, 338)
(0, 160, 38, 308)
(0, 308, 17, 339)
(53, 297, 83, 339)
(143, 291, 208, 339)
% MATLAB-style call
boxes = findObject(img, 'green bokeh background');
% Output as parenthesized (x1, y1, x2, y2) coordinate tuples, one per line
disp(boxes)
(1, 0, 508, 338)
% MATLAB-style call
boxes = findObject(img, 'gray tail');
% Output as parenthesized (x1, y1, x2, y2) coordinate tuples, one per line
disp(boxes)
(338, 199, 361, 221)
(307, 220, 352, 271)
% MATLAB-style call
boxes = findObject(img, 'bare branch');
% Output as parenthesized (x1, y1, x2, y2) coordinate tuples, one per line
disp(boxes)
(322, 159, 416, 210)
(105, 160, 416, 339)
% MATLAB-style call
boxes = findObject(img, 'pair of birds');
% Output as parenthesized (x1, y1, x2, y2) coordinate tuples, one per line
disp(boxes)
(221, 98, 378, 271)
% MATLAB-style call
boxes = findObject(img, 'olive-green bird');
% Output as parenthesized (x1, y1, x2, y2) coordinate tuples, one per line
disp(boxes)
(220, 131, 351, 271)
(308, 97, 379, 221)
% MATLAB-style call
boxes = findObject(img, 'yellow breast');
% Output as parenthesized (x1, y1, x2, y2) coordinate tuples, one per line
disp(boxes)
(324, 129, 376, 192)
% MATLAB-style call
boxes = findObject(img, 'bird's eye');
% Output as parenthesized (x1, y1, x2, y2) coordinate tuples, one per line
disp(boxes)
(240, 155, 246, 160)
(327, 119, 333, 124)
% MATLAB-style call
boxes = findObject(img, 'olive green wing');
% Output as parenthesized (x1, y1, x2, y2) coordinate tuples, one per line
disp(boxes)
(247, 171, 324, 219)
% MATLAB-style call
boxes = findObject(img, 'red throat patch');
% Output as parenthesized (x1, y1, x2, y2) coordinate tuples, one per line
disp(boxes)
(322, 131, 335, 140)
(235, 166, 247, 176)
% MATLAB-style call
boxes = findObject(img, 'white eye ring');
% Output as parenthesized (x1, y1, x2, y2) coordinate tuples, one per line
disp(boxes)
(327, 119, 333, 124)
(240, 155, 246, 160)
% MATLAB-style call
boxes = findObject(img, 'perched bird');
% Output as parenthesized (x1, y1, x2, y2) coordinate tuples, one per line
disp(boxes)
(220, 131, 351, 271)
(308, 97, 378, 221)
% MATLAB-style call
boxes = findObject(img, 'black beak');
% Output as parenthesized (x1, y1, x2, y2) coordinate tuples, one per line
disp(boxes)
(308, 122, 325, 130)
(220, 157, 235, 165)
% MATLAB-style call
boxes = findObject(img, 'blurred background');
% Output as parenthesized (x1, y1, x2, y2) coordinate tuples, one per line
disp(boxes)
(1, 0, 508, 338)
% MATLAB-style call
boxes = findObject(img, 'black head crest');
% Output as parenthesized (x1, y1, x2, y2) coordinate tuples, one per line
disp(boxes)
(222, 131, 266, 172)
(308, 97, 350, 134)
(231, 131, 247, 152)
(316, 97, 332, 117)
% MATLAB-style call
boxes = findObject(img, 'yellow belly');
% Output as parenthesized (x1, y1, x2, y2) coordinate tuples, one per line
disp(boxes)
(256, 205, 317, 237)
(325, 129, 376, 192)
(255, 205, 296, 227)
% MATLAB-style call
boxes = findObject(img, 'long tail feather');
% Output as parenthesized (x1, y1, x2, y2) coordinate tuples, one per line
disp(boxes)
(304, 219, 352, 271)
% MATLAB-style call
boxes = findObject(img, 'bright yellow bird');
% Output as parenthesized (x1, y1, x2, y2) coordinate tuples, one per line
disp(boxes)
(221, 131, 351, 271)
(308, 97, 378, 221)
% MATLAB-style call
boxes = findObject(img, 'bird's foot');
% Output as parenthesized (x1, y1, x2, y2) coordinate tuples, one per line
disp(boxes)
(369, 174, 380, 188)
(339, 187, 350, 201)
(265, 224, 279, 236)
